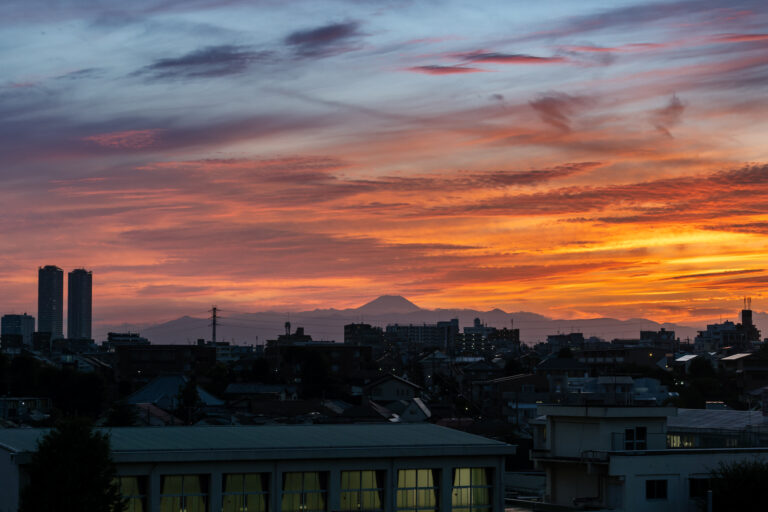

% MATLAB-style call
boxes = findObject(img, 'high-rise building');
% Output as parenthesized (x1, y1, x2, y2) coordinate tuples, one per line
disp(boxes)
(1, 313, 35, 347)
(38, 265, 63, 339)
(68, 268, 92, 340)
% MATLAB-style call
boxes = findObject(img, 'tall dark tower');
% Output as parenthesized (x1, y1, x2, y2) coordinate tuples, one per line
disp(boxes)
(68, 268, 93, 340)
(38, 265, 64, 339)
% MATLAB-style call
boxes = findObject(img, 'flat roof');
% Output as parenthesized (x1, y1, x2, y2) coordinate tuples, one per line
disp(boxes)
(537, 405, 676, 419)
(0, 424, 514, 464)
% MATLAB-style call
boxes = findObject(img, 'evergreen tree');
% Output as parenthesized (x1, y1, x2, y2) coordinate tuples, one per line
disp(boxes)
(20, 419, 125, 512)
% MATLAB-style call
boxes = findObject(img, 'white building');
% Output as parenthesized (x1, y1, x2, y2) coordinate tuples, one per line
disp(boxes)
(0, 423, 515, 512)
(531, 405, 768, 511)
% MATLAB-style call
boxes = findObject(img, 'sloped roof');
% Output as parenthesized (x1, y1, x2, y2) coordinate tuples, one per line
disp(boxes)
(126, 375, 224, 407)
(364, 373, 422, 391)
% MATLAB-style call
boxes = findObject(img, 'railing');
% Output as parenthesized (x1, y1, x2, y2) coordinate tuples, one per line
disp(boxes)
(610, 432, 667, 451)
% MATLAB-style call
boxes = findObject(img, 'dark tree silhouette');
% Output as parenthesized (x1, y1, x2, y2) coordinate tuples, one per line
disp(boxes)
(176, 377, 202, 424)
(20, 419, 125, 512)
(710, 459, 768, 512)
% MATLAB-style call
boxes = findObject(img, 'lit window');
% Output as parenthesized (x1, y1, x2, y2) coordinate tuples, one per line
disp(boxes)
(396, 469, 439, 512)
(451, 468, 492, 512)
(281, 472, 327, 512)
(340, 470, 384, 511)
(118, 476, 147, 512)
(646, 480, 667, 500)
(223, 473, 269, 512)
(160, 475, 208, 512)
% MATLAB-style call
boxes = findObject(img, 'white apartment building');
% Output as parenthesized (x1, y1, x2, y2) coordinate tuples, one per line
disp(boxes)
(531, 405, 768, 511)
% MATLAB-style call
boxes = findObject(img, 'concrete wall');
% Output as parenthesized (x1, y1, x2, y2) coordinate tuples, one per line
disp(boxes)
(371, 379, 416, 402)
(548, 464, 600, 507)
(609, 450, 768, 512)
(547, 416, 667, 456)
(0, 450, 20, 512)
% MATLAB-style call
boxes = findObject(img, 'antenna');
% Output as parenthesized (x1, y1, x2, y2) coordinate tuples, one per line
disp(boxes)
(209, 305, 218, 343)
(744, 296, 752, 310)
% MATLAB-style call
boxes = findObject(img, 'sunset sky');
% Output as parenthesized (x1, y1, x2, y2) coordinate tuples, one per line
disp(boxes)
(2, 0, 768, 330)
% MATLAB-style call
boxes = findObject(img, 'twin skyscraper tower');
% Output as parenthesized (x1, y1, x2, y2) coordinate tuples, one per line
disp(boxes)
(38, 265, 92, 340)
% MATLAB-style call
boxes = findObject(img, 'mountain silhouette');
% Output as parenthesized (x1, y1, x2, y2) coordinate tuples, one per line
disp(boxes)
(99, 296, 742, 346)
(356, 295, 422, 314)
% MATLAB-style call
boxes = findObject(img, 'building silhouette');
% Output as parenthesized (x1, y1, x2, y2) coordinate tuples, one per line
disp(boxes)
(68, 268, 92, 340)
(1, 313, 35, 348)
(37, 265, 63, 339)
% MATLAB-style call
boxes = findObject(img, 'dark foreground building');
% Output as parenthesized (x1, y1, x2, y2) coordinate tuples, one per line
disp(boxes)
(0, 423, 514, 512)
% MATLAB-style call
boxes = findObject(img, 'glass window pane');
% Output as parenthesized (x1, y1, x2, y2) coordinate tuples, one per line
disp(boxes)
(160, 496, 182, 512)
(222, 495, 243, 512)
(162, 476, 183, 495)
(224, 474, 244, 494)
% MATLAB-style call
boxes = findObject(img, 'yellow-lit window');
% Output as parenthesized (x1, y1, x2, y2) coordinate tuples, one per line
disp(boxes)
(118, 476, 147, 512)
(340, 470, 384, 511)
(160, 475, 208, 512)
(222, 473, 269, 512)
(451, 468, 492, 512)
(281, 472, 327, 512)
(396, 469, 438, 512)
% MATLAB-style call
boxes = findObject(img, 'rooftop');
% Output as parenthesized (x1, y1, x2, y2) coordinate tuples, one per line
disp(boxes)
(668, 408, 768, 431)
(0, 424, 514, 464)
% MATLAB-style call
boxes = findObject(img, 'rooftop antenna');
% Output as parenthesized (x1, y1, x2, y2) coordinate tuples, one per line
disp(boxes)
(745, 297, 752, 310)
(209, 305, 218, 343)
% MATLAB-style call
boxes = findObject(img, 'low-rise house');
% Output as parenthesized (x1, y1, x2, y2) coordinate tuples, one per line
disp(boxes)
(386, 398, 431, 422)
(364, 374, 422, 403)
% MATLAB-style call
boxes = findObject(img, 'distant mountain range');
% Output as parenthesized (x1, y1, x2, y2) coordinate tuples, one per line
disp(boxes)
(98, 295, 768, 347)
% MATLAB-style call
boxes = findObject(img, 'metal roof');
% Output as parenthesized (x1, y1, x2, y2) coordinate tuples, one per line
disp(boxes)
(668, 408, 768, 431)
(721, 353, 753, 361)
(675, 354, 697, 362)
(0, 424, 513, 463)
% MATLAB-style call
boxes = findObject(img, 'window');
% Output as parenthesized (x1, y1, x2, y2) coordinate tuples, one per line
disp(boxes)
(396, 469, 439, 512)
(625, 427, 647, 450)
(160, 475, 208, 512)
(118, 476, 147, 512)
(223, 473, 269, 512)
(340, 470, 384, 512)
(451, 468, 492, 512)
(281, 472, 328, 512)
(646, 480, 667, 500)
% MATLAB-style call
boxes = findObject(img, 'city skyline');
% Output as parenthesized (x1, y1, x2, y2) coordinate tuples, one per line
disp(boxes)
(2, 1, 768, 328)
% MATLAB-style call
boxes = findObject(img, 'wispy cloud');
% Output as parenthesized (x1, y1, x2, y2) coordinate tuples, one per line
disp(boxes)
(651, 94, 685, 137)
(407, 65, 486, 75)
(529, 93, 593, 132)
(285, 21, 363, 57)
(136, 45, 271, 79)
(453, 50, 566, 64)
(83, 129, 164, 149)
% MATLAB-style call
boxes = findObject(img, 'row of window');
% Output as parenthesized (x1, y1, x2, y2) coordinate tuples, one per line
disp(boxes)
(118, 467, 493, 512)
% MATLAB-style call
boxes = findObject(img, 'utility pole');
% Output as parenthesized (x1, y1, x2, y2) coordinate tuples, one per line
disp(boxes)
(210, 305, 218, 343)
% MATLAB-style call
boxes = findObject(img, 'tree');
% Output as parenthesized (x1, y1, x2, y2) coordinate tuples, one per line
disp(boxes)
(176, 377, 202, 424)
(20, 419, 125, 512)
(103, 400, 137, 427)
(709, 459, 768, 511)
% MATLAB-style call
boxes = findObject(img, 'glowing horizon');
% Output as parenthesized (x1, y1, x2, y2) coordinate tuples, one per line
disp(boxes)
(2, 0, 768, 330)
